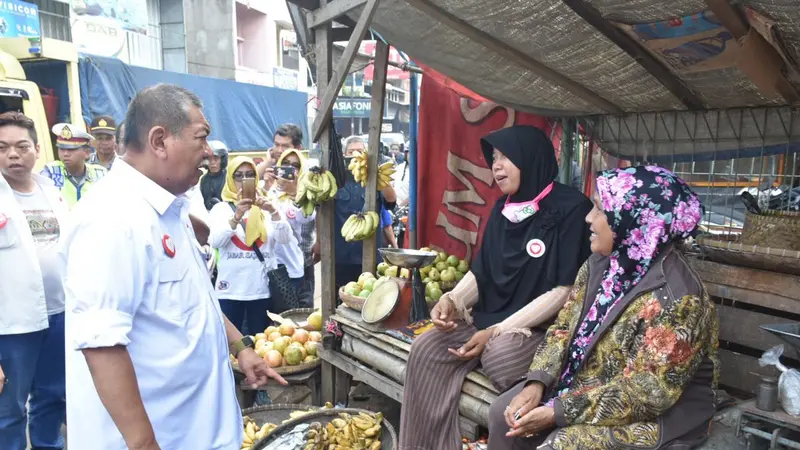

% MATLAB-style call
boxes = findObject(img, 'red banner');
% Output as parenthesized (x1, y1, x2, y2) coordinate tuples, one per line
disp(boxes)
(417, 73, 554, 260)
(362, 42, 411, 81)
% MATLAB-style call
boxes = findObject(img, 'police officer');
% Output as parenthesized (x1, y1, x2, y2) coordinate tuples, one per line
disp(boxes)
(41, 124, 107, 209)
(88, 115, 118, 170)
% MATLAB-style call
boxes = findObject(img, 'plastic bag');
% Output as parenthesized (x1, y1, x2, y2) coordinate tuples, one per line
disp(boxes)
(759, 344, 800, 416)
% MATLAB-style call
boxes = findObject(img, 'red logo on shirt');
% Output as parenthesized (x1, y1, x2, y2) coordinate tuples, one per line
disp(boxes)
(526, 239, 546, 259)
(286, 208, 296, 220)
(0, 213, 7, 229)
(162, 234, 176, 258)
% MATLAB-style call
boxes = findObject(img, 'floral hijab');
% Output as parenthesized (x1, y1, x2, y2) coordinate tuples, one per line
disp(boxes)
(551, 166, 704, 398)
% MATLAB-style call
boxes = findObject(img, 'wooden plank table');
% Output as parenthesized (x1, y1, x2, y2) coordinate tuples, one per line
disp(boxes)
(319, 305, 499, 435)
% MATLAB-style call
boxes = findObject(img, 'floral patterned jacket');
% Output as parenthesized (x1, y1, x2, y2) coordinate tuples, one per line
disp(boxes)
(527, 246, 720, 448)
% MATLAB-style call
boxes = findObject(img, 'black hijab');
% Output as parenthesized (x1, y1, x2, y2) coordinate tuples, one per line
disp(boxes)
(470, 125, 592, 330)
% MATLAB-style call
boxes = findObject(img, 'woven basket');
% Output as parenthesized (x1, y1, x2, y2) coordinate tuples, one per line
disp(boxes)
(741, 210, 800, 251)
(697, 236, 800, 276)
(339, 286, 366, 311)
(252, 407, 397, 450)
(242, 403, 312, 427)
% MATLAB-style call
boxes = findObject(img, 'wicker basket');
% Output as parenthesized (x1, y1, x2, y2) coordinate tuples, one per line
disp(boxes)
(252, 407, 397, 450)
(242, 403, 312, 427)
(339, 286, 366, 311)
(697, 236, 800, 276)
(741, 210, 800, 251)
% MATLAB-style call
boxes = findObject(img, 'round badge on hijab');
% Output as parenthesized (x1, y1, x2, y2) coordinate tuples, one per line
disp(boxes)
(162, 234, 176, 258)
(526, 238, 546, 258)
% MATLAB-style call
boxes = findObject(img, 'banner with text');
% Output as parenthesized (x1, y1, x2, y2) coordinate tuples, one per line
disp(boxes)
(417, 71, 554, 260)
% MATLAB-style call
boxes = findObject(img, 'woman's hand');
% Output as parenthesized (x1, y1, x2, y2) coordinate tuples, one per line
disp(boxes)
(448, 328, 492, 360)
(431, 294, 458, 332)
(255, 196, 278, 215)
(507, 406, 555, 438)
(277, 177, 298, 196)
(234, 196, 253, 222)
(504, 382, 544, 428)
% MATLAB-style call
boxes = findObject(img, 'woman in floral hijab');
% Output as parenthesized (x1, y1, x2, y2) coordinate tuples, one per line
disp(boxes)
(488, 166, 720, 450)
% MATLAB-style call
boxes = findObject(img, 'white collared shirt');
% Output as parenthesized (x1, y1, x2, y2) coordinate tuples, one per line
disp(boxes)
(0, 173, 68, 334)
(60, 159, 241, 450)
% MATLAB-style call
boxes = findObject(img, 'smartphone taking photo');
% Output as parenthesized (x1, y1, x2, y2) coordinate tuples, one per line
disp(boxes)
(242, 178, 257, 200)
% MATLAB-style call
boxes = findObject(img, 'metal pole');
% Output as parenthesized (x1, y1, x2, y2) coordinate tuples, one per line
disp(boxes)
(559, 118, 575, 186)
(408, 72, 419, 249)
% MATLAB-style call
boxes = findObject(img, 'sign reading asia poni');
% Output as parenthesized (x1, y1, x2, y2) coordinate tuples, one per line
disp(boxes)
(332, 98, 372, 118)
(416, 73, 555, 261)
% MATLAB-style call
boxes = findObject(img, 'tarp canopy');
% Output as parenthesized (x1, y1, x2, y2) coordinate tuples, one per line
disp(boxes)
(324, 0, 800, 159)
(78, 55, 309, 151)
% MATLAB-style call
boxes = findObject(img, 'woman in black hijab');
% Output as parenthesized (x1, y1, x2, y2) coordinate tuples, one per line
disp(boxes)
(399, 126, 593, 450)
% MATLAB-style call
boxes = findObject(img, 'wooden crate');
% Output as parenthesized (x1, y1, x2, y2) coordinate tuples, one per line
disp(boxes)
(689, 258, 800, 395)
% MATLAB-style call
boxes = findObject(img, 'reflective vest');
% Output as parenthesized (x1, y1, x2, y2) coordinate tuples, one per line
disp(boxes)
(40, 161, 107, 209)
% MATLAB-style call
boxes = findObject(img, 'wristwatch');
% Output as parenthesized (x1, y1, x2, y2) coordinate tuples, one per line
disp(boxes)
(231, 336, 255, 356)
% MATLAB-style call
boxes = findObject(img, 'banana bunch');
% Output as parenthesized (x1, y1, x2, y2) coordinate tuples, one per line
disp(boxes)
(302, 411, 384, 450)
(377, 162, 395, 190)
(296, 169, 338, 217)
(241, 417, 276, 450)
(348, 152, 396, 190)
(341, 211, 380, 242)
(348, 151, 368, 187)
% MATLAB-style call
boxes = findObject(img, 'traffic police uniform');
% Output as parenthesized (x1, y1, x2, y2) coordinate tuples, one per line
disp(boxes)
(88, 116, 118, 170)
(40, 124, 107, 209)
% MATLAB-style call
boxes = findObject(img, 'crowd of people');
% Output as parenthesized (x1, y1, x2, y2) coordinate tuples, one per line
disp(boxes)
(0, 82, 409, 449)
(0, 81, 720, 450)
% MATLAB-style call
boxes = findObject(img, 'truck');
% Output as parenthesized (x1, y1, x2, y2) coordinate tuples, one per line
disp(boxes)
(0, 36, 83, 170)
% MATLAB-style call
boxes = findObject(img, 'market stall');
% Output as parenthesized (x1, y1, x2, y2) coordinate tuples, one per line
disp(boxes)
(284, 0, 800, 445)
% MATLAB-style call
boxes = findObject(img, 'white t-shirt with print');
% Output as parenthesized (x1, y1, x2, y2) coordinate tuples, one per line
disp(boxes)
(209, 202, 294, 300)
(14, 185, 65, 314)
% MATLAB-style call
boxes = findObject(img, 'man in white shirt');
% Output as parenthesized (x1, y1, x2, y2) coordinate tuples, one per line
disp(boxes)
(0, 112, 69, 450)
(60, 84, 285, 450)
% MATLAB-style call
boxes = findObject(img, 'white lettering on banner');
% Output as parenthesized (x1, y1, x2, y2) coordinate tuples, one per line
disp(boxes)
(436, 152, 494, 260)
(435, 100, 515, 259)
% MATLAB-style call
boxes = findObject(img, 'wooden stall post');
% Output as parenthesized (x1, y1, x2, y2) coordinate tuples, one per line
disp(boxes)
(307, 0, 383, 405)
(362, 40, 390, 273)
(313, 19, 340, 407)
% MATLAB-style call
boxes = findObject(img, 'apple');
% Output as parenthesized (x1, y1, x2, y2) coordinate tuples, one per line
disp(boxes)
(435, 261, 448, 272)
(345, 281, 360, 296)
(385, 266, 399, 277)
(457, 260, 469, 274)
(429, 268, 440, 281)
(400, 268, 410, 279)
(358, 272, 375, 288)
(426, 281, 440, 295)
(265, 326, 278, 336)
(429, 288, 443, 301)
(422, 277, 431, 284)
(358, 289, 372, 298)
(446, 255, 459, 267)
(440, 270, 455, 282)
(377, 262, 389, 276)
(436, 252, 447, 263)
(419, 266, 432, 277)
(255, 332, 266, 341)
(362, 278, 376, 291)
(454, 271, 464, 282)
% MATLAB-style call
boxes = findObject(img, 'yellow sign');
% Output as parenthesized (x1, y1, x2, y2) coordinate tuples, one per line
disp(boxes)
(98, 119, 107, 127)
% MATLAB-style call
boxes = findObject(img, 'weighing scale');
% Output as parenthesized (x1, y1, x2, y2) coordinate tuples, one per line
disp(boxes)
(376, 248, 437, 328)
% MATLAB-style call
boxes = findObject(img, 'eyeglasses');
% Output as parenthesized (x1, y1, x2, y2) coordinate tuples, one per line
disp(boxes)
(233, 172, 257, 181)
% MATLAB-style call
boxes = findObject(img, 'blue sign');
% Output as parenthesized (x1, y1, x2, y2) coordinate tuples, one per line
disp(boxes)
(0, 0, 41, 38)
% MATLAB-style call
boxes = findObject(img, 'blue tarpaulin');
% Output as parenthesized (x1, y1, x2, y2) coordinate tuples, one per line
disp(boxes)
(78, 55, 309, 151)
